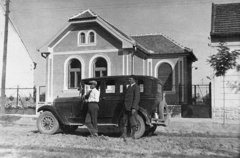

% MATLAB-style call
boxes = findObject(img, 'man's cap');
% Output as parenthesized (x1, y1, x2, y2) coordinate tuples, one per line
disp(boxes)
(89, 80, 97, 85)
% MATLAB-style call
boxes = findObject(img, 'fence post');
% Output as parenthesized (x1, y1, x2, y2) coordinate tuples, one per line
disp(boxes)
(178, 84, 181, 104)
(194, 85, 197, 105)
(209, 82, 212, 118)
(16, 86, 19, 107)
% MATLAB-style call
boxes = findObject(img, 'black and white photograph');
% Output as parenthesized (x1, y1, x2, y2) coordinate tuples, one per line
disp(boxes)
(0, 0, 240, 157)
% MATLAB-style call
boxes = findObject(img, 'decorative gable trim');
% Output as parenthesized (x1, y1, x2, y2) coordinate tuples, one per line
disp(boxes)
(69, 9, 97, 22)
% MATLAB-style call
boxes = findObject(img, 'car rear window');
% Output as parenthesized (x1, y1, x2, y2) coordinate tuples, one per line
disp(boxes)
(137, 79, 144, 93)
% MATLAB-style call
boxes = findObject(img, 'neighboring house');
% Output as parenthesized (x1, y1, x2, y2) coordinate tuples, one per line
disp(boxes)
(39, 10, 197, 111)
(0, 3, 34, 96)
(210, 3, 240, 120)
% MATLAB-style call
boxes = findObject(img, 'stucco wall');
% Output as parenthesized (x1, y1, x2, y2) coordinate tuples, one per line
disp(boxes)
(53, 24, 122, 52)
(51, 50, 122, 99)
(211, 43, 240, 120)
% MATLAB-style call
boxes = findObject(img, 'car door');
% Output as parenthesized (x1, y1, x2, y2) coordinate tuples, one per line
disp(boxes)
(98, 79, 124, 124)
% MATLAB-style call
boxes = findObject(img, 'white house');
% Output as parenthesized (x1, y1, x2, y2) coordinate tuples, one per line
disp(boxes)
(210, 2, 240, 120)
(0, 3, 34, 97)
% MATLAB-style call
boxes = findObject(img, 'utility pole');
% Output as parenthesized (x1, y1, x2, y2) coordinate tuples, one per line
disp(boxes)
(1, 0, 10, 115)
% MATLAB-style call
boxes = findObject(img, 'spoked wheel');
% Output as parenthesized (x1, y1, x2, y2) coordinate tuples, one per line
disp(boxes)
(61, 125, 78, 133)
(37, 111, 59, 134)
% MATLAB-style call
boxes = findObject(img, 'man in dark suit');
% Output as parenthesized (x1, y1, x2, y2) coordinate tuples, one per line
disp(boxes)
(121, 77, 140, 140)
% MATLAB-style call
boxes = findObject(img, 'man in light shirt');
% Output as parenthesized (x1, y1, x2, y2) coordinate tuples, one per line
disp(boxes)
(84, 80, 100, 137)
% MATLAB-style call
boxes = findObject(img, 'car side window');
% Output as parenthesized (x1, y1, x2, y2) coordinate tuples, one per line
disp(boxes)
(106, 80, 116, 93)
(137, 79, 144, 93)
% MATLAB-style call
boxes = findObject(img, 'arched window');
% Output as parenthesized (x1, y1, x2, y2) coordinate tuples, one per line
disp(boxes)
(89, 31, 95, 43)
(158, 63, 173, 91)
(79, 32, 86, 44)
(93, 57, 107, 77)
(68, 59, 81, 88)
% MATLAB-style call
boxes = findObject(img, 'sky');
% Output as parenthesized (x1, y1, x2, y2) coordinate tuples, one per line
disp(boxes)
(1, 0, 240, 86)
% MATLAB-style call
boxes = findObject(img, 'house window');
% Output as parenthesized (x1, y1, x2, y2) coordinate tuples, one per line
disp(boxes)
(89, 31, 95, 43)
(93, 57, 107, 77)
(78, 30, 96, 46)
(158, 63, 173, 91)
(80, 32, 85, 43)
(68, 59, 81, 89)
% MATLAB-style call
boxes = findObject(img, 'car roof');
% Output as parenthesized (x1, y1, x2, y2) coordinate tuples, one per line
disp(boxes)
(81, 75, 163, 84)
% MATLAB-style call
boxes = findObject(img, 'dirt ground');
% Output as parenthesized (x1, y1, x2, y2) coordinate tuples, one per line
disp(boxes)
(0, 117, 240, 158)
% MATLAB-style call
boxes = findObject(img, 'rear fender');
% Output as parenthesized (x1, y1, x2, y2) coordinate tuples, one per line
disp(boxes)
(37, 106, 69, 125)
(138, 107, 151, 126)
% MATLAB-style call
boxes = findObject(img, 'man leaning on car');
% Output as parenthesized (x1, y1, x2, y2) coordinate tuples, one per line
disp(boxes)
(84, 80, 100, 137)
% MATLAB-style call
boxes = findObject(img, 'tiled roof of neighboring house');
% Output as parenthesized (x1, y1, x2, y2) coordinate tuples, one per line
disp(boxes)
(211, 2, 240, 37)
(131, 34, 188, 54)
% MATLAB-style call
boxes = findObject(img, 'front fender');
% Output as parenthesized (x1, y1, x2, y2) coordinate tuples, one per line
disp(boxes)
(37, 105, 68, 125)
(138, 107, 151, 126)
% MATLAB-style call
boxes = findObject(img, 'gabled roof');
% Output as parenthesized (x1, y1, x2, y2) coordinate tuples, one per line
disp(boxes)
(39, 9, 196, 62)
(69, 9, 97, 22)
(131, 34, 188, 54)
(69, 9, 132, 41)
(0, 2, 34, 62)
(211, 2, 240, 37)
(38, 9, 134, 51)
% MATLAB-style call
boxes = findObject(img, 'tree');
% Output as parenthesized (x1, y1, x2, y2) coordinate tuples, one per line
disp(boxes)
(207, 42, 240, 124)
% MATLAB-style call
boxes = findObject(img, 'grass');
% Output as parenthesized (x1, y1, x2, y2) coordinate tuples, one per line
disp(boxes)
(0, 115, 21, 123)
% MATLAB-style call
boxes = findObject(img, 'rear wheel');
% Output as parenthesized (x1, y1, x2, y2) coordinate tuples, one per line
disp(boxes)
(134, 114, 146, 139)
(118, 114, 146, 139)
(164, 106, 170, 126)
(60, 125, 78, 133)
(37, 111, 59, 134)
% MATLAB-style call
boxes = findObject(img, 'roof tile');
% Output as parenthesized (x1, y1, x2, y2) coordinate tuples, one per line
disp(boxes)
(211, 3, 240, 37)
(131, 34, 186, 54)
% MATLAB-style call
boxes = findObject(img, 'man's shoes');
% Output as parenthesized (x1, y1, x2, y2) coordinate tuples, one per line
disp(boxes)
(120, 127, 127, 142)
(89, 133, 98, 138)
(131, 126, 137, 139)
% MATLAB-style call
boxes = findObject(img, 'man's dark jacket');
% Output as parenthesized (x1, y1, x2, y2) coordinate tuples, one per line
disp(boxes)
(124, 83, 140, 111)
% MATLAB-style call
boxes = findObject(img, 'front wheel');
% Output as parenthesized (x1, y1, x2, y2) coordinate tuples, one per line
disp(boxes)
(37, 111, 59, 134)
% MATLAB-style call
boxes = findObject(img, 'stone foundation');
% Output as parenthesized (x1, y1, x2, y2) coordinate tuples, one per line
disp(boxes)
(212, 107, 240, 120)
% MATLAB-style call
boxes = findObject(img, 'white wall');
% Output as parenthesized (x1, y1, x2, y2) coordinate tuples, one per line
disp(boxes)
(0, 5, 34, 96)
(211, 42, 240, 120)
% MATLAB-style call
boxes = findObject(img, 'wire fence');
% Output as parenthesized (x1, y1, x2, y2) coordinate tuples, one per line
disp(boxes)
(0, 87, 36, 115)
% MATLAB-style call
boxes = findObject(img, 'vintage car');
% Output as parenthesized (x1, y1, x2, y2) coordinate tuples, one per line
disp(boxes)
(37, 75, 169, 138)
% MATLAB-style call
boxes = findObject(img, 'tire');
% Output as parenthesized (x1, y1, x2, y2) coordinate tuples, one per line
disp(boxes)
(37, 111, 59, 134)
(144, 124, 157, 136)
(134, 114, 145, 139)
(61, 125, 78, 133)
(118, 114, 146, 138)
(164, 106, 170, 126)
